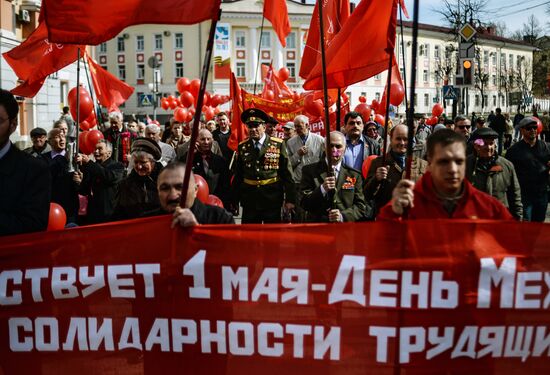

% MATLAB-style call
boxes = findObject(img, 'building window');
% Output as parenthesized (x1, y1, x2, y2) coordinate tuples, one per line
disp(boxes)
(136, 64, 145, 80)
(434, 45, 440, 58)
(516, 56, 522, 69)
(492, 53, 497, 65)
(99, 42, 107, 53)
(475, 95, 480, 107)
(286, 32, 296, 49)
(424, 93, 429, 107)
(361, 91, 366, 97)
(260, 31, 271, 48)
(175, 33, 183, 49)
(374, 73, 381, 80)
(419, 44, 425, 56)
(509, 54, 513, 69)
(100, 65, 108, 71)
(236, 62, 246, 78)
(235, 31, 246, 48)
(423, 69, 429, 83)
(136, 91, 143, 107)
(154, 34, 163, 50)
(484, 95, 488, 106)
(492, 74, 496, 85)
(117, 37, 125, 52)
(375, 92, 381, 101)
(483, 51, 489, 65)
(286, 62, 296, 78)
(175, 63, 184, 78)
(414, 94, 417, 106)
(493, 95, 497, 106)
(118, 65, 126, 81)
(136, 35, 144, 52)
(500, 53, 506, 66)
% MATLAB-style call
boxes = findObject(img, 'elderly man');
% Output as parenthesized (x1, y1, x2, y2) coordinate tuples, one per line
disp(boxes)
(0, 89, 51, 236)
(146, 162, 234, 226)
(213, 112, 232, 161)
(103, 111, 137, 166)
(232, 108, 296, 223)
(282, 121, 295, 141)
(24, 127, 51, 157)
(364, 120, 383, 147)
(74, 140, 125, 224)
(379, 129, 513, 220)
(466, 128, 523, 220)
(301, 131, 367, 222)
(365, 124, 428, 215)
(145, 123, 177, 166)
(506, 117, 550, 222)
(343, 111, 380, 171)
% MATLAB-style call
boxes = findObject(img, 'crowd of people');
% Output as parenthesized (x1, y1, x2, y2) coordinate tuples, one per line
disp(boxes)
(2, 87, 550, 236)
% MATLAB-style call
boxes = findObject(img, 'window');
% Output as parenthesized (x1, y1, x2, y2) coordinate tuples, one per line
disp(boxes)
(260, 31, 271, 48)
(508, 54, 513, 69)
(136, 91, 143, 107)
(423, 69, 429, 83)
(286, 62, 296, 78)
(492, 74, 496, 85)
(154, 34, 163, 50)
(516, 56, 522, 69)
(118, 65, 126, 81)
(374, 73, 381, 80)
(117, 37, 125, 52)
(483, 51, 489, 65)
(414, 94, 417, 106)
(475, 95, 480, 107)
(500, 53, 506, 66)
(419, 44, 425, 56)
(424, 94, 430, 107)
(236, 62, 246, 78)
(424, 44, 430, 58)
(434, 45, 440, 58)
(492, 53, 496, 65)
(493, 95, 497, 106)
(484, 95, 488, 107)
(286, 32, 296, 49)
(375, 92, 380, 101)
(99, 43, 107, 53)
(235, 31, 246, 48)
(175, 63, 184, 78)
(136, 35, 144, 52)
(361, 91, 366, 97)
(175, 33, 183, 49)
(136, 64, 145, 80)
(100, 65, 107, 71)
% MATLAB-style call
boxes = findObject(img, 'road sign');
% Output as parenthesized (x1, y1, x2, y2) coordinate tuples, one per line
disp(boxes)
(139, 94, 154, 107)
(443, 85, 459, 100)
(459, 23, 477, 42)
(459, 42, 475, 58)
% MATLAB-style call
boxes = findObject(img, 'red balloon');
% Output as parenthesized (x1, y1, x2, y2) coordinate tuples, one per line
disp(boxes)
(174, 107, 188, 122)
(214, 106, 221, 115)
(86, 129, 104, 151)
(341, 92, 349, 103)
(179, 91, 194, 108)
(389, 82, 405, 106)
(161, 98, 170, 110)
(304, 94, 323, 117)
(534, 117, 543, 135)
(292, 91, 301, 102)
(361, 155, 378, 179)
(176, 77, 191, 94)
(264, 90, 275, 101)
(168, 98, 178, 110)
(426, 116, 438, 126)
(69, 87, 94, 123)
(279, 67, 290, 81)
(175, 98, 182, 107)
(80, 120, 92, 131)
(194, 174, 209, 203)
(189, 79, 201, 98)
(78, 131, 94, 155)
(204, 107, 215, 121)
(354, 103, 372, 122)
(374, 114, 385, 125)
(210, 94, 221, 108)
(371, 99, 380, 111)
(358, 96, 367, 103)
(206, 194, 224, 208)
(84, 112, 97, 127)
(47, 203, 67, 231)
(432, 103, 444, 117)
(204, 91, 211, 107)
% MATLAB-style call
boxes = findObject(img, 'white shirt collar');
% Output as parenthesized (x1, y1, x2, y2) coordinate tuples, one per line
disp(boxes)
(256, 133, 267, 146)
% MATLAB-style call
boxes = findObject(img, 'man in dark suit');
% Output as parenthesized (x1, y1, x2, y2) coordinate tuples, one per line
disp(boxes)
(301, 131, 367, 222)
(0, 89, 51, 236)
(232, 108, 296, 223)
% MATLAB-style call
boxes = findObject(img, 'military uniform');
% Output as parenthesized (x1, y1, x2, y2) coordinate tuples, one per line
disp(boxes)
(232, 109, 296, 223)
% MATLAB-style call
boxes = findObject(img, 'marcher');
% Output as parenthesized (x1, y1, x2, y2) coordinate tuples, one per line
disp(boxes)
(145, 123, 176, 166)
(282, 122, 295, 141)
(103, 111, 137, 166)
(343, 111, 380, 171)
(212, 112, 232, 161)
(23, 127, 51, 157)
(489, 108, 506, 155)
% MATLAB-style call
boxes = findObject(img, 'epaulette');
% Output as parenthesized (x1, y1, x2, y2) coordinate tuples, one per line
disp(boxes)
(238, 139, 249, 146)
(270, 137, 283, 143)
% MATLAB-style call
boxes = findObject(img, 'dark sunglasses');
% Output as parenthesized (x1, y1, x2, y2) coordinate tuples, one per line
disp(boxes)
(457, 125, 471, 129)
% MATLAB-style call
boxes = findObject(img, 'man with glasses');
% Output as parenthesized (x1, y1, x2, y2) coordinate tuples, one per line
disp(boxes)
(454, 115, 472, 140)
(232, 108, 296, 223)
(506, 117, 550, 222)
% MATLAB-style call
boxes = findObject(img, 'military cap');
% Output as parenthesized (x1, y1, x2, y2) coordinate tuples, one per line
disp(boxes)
(30, 127, 47, 137)
(266, 116, 279, 125)
(241, 108, 270, 125)
(471, 127, 498, 140)
(517, 116, 538, 129)
(131, 137, 162, 161)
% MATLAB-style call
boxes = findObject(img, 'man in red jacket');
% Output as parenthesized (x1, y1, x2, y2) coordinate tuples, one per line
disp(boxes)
(378, 129, 513, 220)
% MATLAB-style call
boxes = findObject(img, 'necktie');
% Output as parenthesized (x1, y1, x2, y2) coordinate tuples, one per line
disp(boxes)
(255, 141, 261, 152)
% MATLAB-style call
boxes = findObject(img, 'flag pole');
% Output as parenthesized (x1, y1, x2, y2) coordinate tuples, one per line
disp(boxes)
(405, 0, 419, 181)
(336, 88, 341, 131)
(253, 15, 266, 95)
(317, 0, 332, 162)
(398, 6, 409, 116)
(381, 51, 394, 164)
(74, 48, 81, 173)
(180, 10, 221, 208)
(82, 53, 103, 131)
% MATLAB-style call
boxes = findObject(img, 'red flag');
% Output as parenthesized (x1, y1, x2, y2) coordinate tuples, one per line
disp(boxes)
(261, 64, 293, 100)
(399, 0, 410, 19)
(263, 0, 291, 47)
(86, 54, 134, 113)
(227, 71, 248, 152)
(377, 61, 404, 116)
(3, 22, 85, 98)
(303, 0, 399, 90)
(299, 0, 350, 79)
(42, 0, 221, 45)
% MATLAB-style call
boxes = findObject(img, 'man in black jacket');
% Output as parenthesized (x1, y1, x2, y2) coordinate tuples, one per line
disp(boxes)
(0, 89, 51, 236)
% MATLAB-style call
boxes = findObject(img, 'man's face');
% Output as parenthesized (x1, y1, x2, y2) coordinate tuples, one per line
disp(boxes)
(171, 123, 183, 137)
(0, 105, 17, 147)
(49, 132, 66, 152)
(110, 118, 122, 131)
(128, 121, 138, 133)
(473, 138, 496, 158)
(217, 115, 230, 131)
(345, 116, 363, 138)
(329, 133, 346, 165)
(365, 125, 378, 139)
(247, 122, 265, 141)
(428, 142, 466, 196)
(390, 126, 408, 155)
(32, 135, 47, 149)
(137, 123, 146, 135)
(454, 119, 472, 138)
(283, 127, 295, 140)
(145, 128, 161, 142)
(294, 118, 309, 137)
(197, 132, 213, 153)
(521, 124, 538, 142)
(94, 142, 112, 162)
(266, 123, 277, 136)
(57, 122, 68, 136)
(158, 168, 197, 212)
(133, 154, 154, 177)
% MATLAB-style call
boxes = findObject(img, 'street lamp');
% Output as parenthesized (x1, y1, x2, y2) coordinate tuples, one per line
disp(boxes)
(147, 56, 162, 121)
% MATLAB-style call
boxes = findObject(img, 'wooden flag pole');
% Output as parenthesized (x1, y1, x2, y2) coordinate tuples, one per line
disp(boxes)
(405, 0, 419, 181)
(381, 51, 394, 164)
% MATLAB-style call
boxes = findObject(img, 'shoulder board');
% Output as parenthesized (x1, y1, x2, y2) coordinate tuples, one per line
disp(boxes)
(238, 139, 249, 146)
(270, 137, 283, 143)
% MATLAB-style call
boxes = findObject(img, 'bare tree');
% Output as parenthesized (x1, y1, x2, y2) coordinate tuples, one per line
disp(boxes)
(499, 60, 516, 112)
(433, 44, 457, 85)
(474, 47, 490, 113)
(486, 21, 507, 37)
(432, 0, 490, 34)
(515, 57, 533, 102)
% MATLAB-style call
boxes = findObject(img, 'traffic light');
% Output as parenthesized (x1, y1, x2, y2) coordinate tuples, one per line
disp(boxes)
(463, 59, 472, 85)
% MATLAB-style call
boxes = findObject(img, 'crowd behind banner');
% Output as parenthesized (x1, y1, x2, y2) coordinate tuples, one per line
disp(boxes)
(4, 91, 550, 235)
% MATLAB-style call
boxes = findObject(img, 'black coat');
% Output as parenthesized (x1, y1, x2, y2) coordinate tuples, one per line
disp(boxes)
(144, 199, 235, 224)
(79, 158, 125, 224)
(42, 151, 80, 223)
(0, 144, 51, 236)
(192, 152, 231, 208)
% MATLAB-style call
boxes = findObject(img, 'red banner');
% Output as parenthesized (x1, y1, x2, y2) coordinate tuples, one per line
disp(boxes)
(1, 219, 549, 374)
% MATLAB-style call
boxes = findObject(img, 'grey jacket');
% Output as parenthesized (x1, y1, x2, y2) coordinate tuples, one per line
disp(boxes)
(286, 132, 325, 183)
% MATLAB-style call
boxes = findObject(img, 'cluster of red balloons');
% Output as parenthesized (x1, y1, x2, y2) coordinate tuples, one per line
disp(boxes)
(194, 175, 224, 208)
(303, 90, 350, 119)
(161, 77, 230, 123)
(425, 103, 444, 125)
(353, 82, 406, 124)
(68, 86, 94, 123)
(79, 129, 104, 154)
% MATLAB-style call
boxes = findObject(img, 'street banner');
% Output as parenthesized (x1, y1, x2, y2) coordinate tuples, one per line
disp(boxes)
(0, 218, 549, 374)
(214, 24, 231, 80)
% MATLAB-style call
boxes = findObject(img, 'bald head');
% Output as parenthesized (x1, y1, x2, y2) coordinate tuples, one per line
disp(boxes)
(390, 124, 408, 155)
(197, 128, 213, 154)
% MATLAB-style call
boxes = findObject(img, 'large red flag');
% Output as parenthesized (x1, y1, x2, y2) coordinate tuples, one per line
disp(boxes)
(377, 61, 404, 116)
(303, 0, 398, 90)
(86, 54, 134, 113)
(299, 0, 350, 79)
(227, 71, 248, 152)
(42, 0, 221, 45)
(3, 22, 85, 98)
(263, 0, 291, 47)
